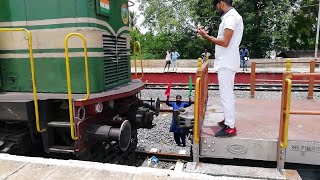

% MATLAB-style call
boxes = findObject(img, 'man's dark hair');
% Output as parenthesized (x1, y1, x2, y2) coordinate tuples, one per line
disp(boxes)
(176, 95, 182, 99)
(213, 0, 233, 6)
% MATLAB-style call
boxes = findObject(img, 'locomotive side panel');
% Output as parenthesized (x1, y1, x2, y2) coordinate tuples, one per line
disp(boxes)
(0, 0, 131, 93)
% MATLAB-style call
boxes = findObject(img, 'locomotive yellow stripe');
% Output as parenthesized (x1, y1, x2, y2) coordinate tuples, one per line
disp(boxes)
(0, 52, 104, 58)
(0, 17, 123, 36)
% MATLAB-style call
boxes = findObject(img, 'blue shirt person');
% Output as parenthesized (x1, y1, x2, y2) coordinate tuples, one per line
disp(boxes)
(166, 95, 192, 147)
(240, 46, 249, 71)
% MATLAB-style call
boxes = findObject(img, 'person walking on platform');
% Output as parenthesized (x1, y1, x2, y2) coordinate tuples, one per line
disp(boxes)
(201, 49, 211, 63)
(166, 95, 192, 146)
(171, 49, 180, 71)
(164, 50, 172, 72)
(197, 0, 243, 137)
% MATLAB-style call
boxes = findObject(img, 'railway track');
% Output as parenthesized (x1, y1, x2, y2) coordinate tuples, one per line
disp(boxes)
(145, 83, 320, 92)
(135, 149, 190, 170)
(136, 150, 191, 162)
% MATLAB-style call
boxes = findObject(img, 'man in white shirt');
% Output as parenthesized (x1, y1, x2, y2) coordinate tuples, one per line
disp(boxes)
(197, 0, 243, 137)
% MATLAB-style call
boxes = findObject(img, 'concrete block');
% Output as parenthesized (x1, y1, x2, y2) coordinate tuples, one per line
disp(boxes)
(0, 159, 28, 179)
(185, 162, 285, 180)
(5, 163, 59, 180)
(0, 153, 9, 160)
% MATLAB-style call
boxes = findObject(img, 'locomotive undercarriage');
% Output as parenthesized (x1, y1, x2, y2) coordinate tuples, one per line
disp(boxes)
(0, 94, 159, 165)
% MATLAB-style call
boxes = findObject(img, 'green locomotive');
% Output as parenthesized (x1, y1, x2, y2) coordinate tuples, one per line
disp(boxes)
(0, 0, 158, 164)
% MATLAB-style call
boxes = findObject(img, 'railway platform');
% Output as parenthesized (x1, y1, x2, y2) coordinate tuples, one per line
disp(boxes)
(0, 153, 300, 180)
(131, 67, 320, 84)
(186, 61, 320, 178)
(200, 98, 320, 165)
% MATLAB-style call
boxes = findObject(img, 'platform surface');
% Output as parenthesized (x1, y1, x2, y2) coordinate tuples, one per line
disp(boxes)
(0, 154, 265, 180)
(202, 98, 320, 141)
(185, 162, 301, 180)
(200, 98, 320, 165)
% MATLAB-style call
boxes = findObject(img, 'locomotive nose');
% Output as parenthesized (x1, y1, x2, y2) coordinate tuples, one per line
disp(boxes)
(86, 120, 132, 151)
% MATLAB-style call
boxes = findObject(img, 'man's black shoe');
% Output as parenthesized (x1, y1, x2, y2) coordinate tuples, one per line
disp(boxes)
(215, 126, 237, 138)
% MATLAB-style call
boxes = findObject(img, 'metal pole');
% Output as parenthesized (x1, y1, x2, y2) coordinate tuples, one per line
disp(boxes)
(315, 1, 320, 60)
(250, 62, 256, 98)
(193, 78, 201, 162)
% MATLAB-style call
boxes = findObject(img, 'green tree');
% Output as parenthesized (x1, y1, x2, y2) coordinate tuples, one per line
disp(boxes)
(237, 0, 293, 57)
(137, 0, 198, 33)
(134, 0, 318, 58)
(287, 0, 318, 50)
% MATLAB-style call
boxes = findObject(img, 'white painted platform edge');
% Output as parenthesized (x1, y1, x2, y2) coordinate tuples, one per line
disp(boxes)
(1, 154, 256, 180)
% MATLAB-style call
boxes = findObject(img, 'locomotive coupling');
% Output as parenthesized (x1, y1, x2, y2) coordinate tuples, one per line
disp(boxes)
(139, 97, 160, 116)
(86, 120, 131, 151)
(130, 97, 160, 129)
(173, 108, 194, 129)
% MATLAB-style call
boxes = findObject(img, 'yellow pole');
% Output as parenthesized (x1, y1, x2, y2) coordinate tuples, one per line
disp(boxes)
(286, 59, 291, 72)
(26, 30, 43, 133)
(137, 41, 144, 79)
(197, 58, 202, 71)
(134, 42, 137, 78)
(133, 41, 143, 79)
(64, 33, 91, 140)
(64, 35, 77, 141)
(193, 77, 201, 162)
(280, 78, 292, 148)
(0, 28, 45, 133)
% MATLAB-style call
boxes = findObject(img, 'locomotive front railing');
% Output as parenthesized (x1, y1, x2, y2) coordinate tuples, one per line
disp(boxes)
(64, 33, 91, 140)
(193, 77, 201, 162)
(277, 72, 320, 172)
(133, 41, 144, 79)
(0, 28, 45, 133)
(250, 59, 319, 99)
(193, 58, 209, 162)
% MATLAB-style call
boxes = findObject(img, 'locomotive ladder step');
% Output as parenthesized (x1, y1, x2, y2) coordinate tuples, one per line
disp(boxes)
(47, 121, 70, 128)
(49, 145, 75, 154)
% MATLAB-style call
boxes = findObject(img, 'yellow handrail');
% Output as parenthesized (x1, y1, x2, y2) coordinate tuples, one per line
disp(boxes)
(64, 33, 91, 140)
(133, 41, 144, 79)
(280, 78, 292, 148)
(193, 77, 201, 144)
(0, 28, 45, 133)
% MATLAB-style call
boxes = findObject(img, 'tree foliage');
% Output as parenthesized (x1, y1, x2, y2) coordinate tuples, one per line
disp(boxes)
(130, 0, 319, 58)
(288, 0, 318, 50)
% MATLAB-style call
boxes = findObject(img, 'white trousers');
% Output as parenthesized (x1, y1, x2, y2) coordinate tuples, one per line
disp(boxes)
(218, 68, 236, 128)
(172, 60, 177, 69)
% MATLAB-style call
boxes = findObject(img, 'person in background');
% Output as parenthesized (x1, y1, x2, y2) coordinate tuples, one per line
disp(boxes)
(197, 0, 244, 137)
(171, 49, 180, 72)
(164, 50, 172, 72)
(201, 49, 211, 63)
(240, 46, 249, 71)
(166, 95, 191, 147)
